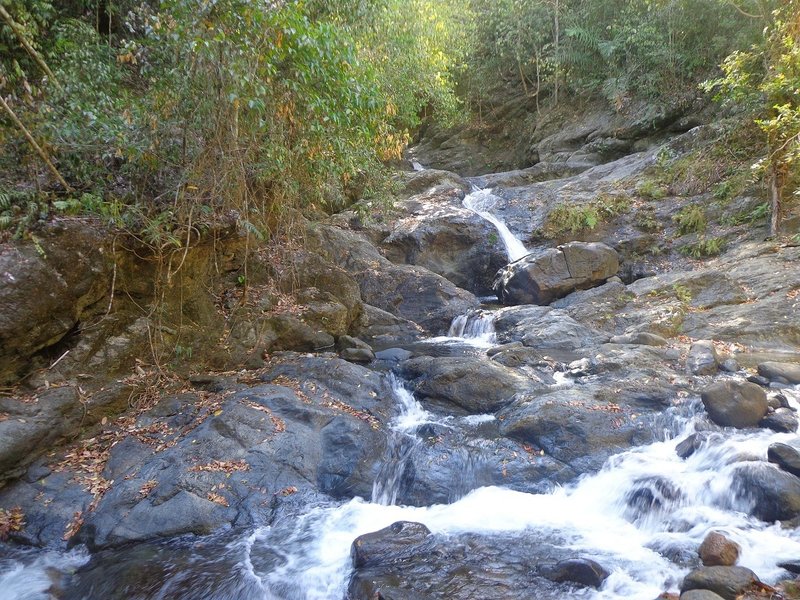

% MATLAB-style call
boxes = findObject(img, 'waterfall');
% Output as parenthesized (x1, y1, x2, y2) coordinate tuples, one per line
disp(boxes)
(447, 310, 497, 346)
(370, 375, 432, 506)
(463, 187, 529, 262)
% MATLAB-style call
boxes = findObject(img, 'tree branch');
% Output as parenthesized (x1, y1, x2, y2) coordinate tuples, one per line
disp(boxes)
(0, 4, 62, 90)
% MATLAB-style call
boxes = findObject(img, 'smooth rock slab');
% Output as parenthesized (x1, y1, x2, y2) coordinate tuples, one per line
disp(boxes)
(680, 566, 759, 600)
(493, 242, 619, 306)
(758, 361, 800, 385)
(700, 380, 768, 428)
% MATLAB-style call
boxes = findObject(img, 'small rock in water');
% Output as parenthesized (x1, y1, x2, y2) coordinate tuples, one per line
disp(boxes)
(700, 380, 768, 428)
(340, 347, 376, 363)
(719, 358, 739, 373)
(698, 532, 740, 567)
(676, 433, 710, 459)
(758, 361, 800, 385)
(768, 443, 800, 478)
(351, 521, 431, 569)
(778, 560, 800, 575)
(687, 341, 719, 376)
(747, 374, 771, 387)
(626, 476, 683, 518)
(680, 566, 759, 600)
(540, 558, 610, 589)
(759, 407, 798, 433)
(374, 347, 413, 362)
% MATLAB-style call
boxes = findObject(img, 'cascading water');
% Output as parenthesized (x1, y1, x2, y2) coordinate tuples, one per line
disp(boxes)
(447, 310, 497, 346)
(6, 377, 800, 599)
(371, 376, 433, 506)
(463, 187, 529, 263)
(247, 384, 800, 599)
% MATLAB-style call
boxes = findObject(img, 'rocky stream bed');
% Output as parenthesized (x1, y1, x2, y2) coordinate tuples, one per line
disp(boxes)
(2, 113, 800, 600)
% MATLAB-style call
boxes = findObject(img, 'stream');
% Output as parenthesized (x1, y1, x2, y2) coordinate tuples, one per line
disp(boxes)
(3, 184, 800, 600)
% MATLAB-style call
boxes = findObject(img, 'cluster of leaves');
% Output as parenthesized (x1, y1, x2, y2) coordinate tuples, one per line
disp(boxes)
(702, 0, 800, 234)
(544, 192, 630, 237)
(461, 0, 765, 108)
(1, 0, 465, 241)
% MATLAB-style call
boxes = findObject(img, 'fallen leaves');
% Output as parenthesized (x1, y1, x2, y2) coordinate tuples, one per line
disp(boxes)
(63, 510, 83, 541)
(207, 492, 229, 507)
(241, 399, 286, 433)
(275, 486, 297, 496)
(0, 507, 24, 540)
(190, 460, 249, 473)
(138, 479, 158, 498)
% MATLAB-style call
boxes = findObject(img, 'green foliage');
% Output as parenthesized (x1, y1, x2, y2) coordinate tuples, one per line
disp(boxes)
(1, 0, 467, 243)
(544, 192, 630, 237)
(673, 205, 707, 235)
(703, 1, 800, 233)
(462, 0, 765, 108)
(681, 236, 726, 258)
(723, 202, 770, 226)
(672, 284, 692, 304)
(637, 180, 667, 200)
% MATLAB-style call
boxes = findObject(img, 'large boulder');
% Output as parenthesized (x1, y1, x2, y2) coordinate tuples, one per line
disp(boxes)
(498, 388, 656, 473)
(731, 463, 800, 522)
(380, 188, 508, 293)
(493, 242, 619, 306)
(400, 356, 532, 414)
(680, 566, 759, 600)
(0, 221, 111, 384)
(758, 361, 800, 385)
(700, 380, 768, 428)
(308, 223, 478, 333)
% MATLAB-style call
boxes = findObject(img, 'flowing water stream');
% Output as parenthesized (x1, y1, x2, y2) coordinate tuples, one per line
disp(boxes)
(4, 184, 800, 600)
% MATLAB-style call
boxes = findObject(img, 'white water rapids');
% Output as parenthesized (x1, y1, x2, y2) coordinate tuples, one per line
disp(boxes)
(244, 380, 800, 600)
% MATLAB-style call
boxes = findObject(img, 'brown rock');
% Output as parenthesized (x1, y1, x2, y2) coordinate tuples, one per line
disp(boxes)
(698, 532, 740, 567)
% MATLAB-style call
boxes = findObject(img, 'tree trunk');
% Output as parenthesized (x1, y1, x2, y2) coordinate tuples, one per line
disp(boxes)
(769, 164, 783, 236)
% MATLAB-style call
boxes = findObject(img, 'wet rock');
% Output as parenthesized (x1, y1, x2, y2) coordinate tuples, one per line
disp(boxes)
(680, 566, 759, 600)
(400, 168, 471, 196)
(494, 305, 606, 353)
(768, 443, 800, 478)
(687, 341, 719, 376)
(746, 374, 771, 387)
(719, 358, 739, 373)
(498, 388, 655, 471)
(351, 521, 432, 569)
(626, 476, 683, 520)
(676, 433, 710, 459)
(609, 332, 668, 346)
(493, 242, 619, 306)
(731, 463, 800, 522)
(698, 532, 740, 567)
(759, 408, 798, 433)
(778, 560, 800, 574)
(540, 558, 610, 589)
(758, 361, 800, 385)
(349, 529, 584, 600)
(700, 380, 768, 428)
(400, 356, 531, 413)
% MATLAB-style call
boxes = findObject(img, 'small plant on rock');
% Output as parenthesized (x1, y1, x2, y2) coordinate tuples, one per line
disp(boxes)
(673, 205, 707, 235)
